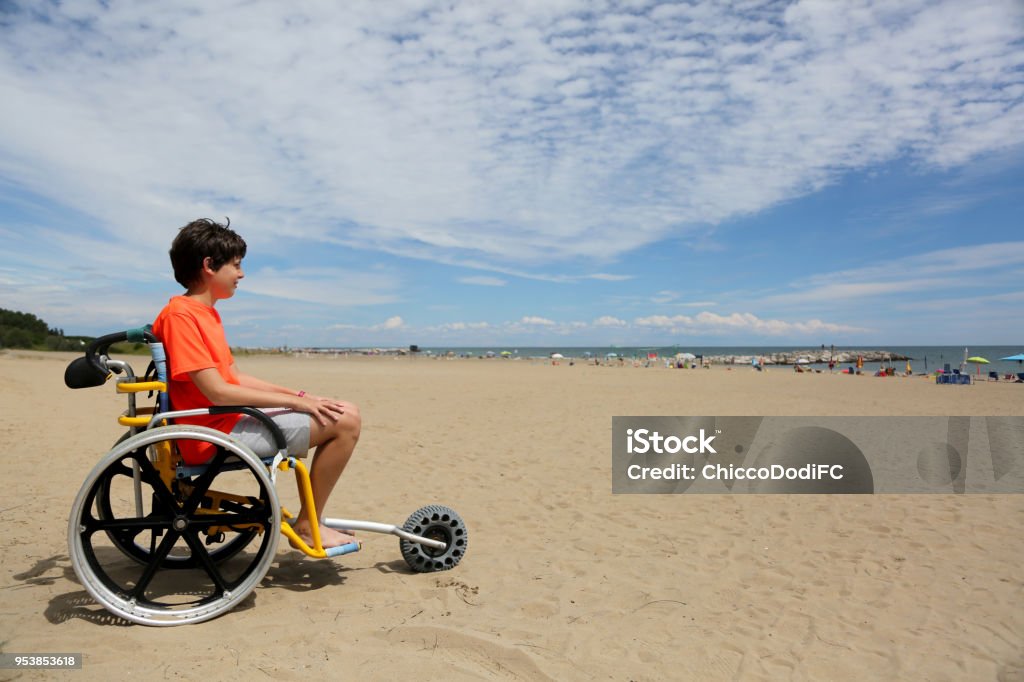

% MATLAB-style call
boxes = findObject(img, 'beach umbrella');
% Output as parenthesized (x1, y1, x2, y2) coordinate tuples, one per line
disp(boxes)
(966, 356, 990, 376)
(1000, 353, 1024, 364)
(550, 353, 564, 359)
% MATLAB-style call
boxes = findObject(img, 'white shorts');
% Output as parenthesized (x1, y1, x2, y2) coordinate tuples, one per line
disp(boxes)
(229, 408, 311, 457)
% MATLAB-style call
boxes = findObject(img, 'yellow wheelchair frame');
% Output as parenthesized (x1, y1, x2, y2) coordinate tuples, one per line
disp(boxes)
(66, 328, 468, 626)
(114, 376, 350, 560)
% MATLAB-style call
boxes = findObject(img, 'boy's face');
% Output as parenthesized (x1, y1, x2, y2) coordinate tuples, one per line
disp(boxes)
(206, 256, 244, 300)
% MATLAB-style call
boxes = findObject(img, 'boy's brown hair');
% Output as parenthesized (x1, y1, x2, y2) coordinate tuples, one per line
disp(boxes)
(169, 218, 247, 289)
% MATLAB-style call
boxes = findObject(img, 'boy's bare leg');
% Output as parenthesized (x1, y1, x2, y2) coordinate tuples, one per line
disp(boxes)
(291, 403, 361, 549)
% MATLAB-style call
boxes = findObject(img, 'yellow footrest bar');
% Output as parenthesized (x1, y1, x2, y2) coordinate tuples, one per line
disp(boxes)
(274, 462, 361, 559)
(116, 380, 167, 393)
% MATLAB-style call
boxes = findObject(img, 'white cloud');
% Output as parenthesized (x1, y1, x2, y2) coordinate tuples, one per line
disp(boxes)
(758, 241, 1024, 307)
(586, 273, 633, 282)
(0, 0, 1020, 272)
(593, 315, 627, 327)
(437, 321, 492, 332)
(634, 315, 677, 329)
(257, 308, 874, 345)
(634, 312, 866, 336)
(458, 276, 507, 287)
(377, 316, 405, 330)
(242, 267, 401, 307)
(647, 290, 720, 303)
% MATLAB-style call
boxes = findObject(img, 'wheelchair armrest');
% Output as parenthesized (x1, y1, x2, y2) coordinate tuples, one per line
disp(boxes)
(144, 408, 288, 453)
(208, 406, 288, 452)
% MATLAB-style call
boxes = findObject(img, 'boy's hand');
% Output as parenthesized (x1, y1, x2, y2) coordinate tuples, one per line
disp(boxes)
(294, 395, 351, 426)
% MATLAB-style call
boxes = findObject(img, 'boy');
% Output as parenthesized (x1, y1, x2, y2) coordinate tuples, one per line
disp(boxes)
(152, 218, 360, 550)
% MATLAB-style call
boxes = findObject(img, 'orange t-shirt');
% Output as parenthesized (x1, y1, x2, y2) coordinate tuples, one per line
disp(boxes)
(152, 296, 243, 464)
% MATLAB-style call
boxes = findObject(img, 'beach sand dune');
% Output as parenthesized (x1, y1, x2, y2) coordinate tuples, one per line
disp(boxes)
(2, 352, 1021, 680)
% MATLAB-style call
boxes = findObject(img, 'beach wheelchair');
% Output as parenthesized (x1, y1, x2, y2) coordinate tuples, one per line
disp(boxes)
(64, 328, 468, 626)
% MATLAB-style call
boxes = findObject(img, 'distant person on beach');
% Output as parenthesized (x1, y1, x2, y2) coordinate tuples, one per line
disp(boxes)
(152, 218, 361, 551)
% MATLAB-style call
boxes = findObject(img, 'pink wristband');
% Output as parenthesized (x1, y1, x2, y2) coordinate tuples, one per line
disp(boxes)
(297, 390, 306, 398)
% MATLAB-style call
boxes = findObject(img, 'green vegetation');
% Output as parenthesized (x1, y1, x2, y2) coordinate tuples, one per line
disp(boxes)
(0, 308, 89, 351)
(107, 342, 151, 355)
(0, 308, 152, 355)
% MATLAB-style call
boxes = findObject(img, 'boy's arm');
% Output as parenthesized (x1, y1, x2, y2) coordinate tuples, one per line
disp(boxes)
(233, 364, 336, 403)
(233, 367, 300, 396)
(189, 368, 346, 426)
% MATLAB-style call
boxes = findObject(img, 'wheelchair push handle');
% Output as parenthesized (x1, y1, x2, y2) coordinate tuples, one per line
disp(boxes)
(86, 326, 157, 361)
(64, 326, 157, 389)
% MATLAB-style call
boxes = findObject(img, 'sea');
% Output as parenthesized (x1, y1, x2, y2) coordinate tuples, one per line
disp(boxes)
(415, 345, 1024, 377)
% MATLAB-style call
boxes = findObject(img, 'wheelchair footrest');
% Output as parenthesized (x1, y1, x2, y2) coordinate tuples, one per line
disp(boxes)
(325, 542, 361, 558)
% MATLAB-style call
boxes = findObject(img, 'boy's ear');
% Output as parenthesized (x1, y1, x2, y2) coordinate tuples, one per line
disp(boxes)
(192, 257, 217, 286)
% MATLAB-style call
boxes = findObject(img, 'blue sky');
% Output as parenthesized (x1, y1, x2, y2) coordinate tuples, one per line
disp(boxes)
(1, 0, 1022, 347)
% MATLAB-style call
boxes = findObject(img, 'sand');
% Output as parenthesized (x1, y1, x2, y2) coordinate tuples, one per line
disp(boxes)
(1, 350, 1022, 680)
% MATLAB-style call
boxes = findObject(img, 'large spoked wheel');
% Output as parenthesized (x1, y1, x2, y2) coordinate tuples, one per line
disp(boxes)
(69, 426, 281, 626)
(95, 432, 257, 568)
(400, 505, 468, 573)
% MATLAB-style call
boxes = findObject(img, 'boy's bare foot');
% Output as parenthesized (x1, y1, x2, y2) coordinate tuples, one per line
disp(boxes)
(288, 520, 358, 551)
